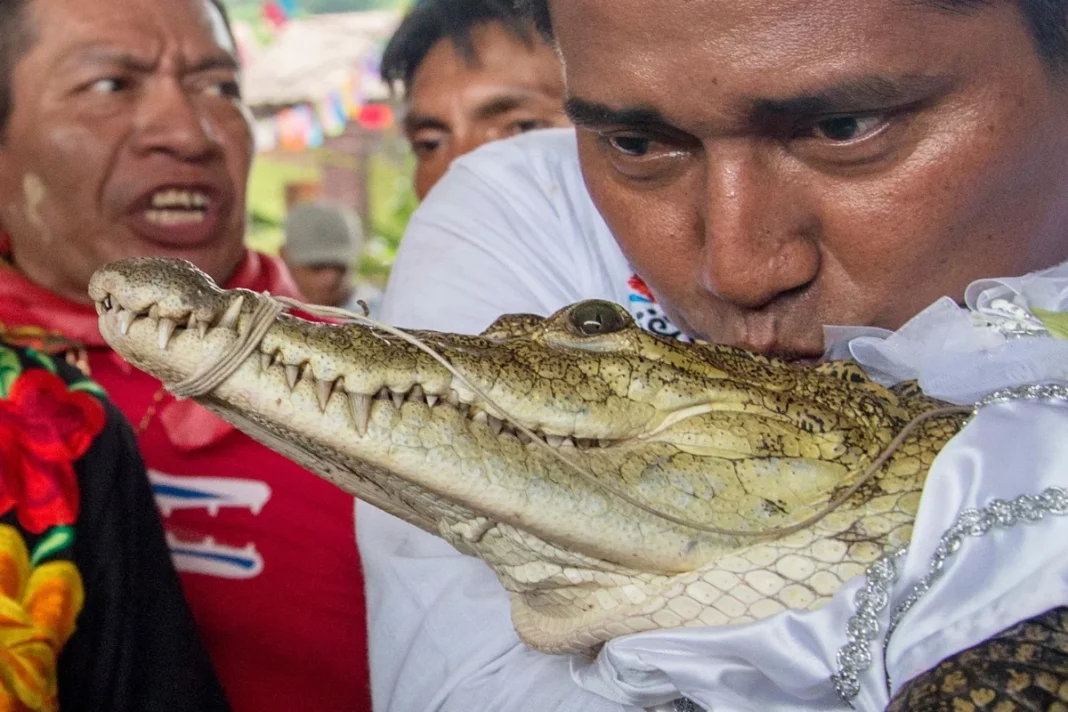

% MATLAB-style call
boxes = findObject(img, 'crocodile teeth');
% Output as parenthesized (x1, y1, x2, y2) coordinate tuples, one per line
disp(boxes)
(316, 379, 334, 412)
(219, 296, 244, 330)
(472, 410, 488, 424)
(517, 431, 533, 445)
(446, 391, 460, 406)
(409, 385, 424, 402)
(546, 435, 564, 447)
(390, 390, 405, 409)
(148, 304, 160, 321)
(157, 318, 176, 351)
(117, 309, 136, 335)
(187, 313, 208, 338)
(487, 415, 504, 435)
(426, 394, 439, 408)
(260, 352, 272, 371)
(348, 393, 371, 435)
(285, 364, 300, 390)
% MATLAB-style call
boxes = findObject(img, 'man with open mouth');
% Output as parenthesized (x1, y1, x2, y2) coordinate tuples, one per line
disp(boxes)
(0, 0, 371, 709)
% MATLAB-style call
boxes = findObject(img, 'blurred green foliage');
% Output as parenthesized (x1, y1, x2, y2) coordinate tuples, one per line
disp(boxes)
(363, 151, 419, 283)
(245, 149, 417, 285)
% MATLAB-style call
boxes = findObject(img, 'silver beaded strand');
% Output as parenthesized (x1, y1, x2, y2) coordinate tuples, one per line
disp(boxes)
(830, 382, 1068, 705)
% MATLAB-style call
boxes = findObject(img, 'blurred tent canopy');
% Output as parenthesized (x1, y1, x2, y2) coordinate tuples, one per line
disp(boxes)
(240, 10, 398, 111)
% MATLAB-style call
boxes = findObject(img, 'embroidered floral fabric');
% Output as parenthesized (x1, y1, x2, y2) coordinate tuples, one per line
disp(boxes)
(0, 254, 372, 711)
(0, 340, 229, 712)
(0, 342, 104, 711)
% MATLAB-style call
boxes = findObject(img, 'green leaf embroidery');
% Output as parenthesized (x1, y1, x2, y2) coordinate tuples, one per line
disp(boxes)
(24, 347, 58, 374)
(0, 345, 21, 399)
(70, 380, 107, 398)
(1031, 307, 1068, 340)
(31, 526, 75, 566)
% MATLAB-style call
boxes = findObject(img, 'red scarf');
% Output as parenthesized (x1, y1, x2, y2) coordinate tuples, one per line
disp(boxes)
(0, 244, 305, 451)
(0, 248, 302, 348)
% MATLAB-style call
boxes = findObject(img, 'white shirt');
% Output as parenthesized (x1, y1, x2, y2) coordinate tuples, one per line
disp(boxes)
(375, 128, 684, 341)
(358, 128, 1068, 711)
(362, 129, 636, 712)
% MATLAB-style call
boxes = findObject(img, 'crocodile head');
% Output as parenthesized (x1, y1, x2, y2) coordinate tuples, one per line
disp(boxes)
(90, 257, 964, 653)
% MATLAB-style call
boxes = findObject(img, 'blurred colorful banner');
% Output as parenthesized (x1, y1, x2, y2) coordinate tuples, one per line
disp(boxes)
(262, 0, 288, 29)
(254, 57, 395, 154)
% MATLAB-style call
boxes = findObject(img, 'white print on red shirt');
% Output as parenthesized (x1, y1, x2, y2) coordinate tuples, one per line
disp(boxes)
(148, 469, 272, 580)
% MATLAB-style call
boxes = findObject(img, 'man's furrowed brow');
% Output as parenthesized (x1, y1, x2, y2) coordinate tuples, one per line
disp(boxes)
(63, 47, 239, 74)
(751, 74, 955, 117)
(188, 54, 240, 73)
(564, 97, 670, 128)
(66, 47, 157, 72)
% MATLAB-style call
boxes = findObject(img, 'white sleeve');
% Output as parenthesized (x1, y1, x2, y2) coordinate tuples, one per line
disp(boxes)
(379, 133, 621, 332)
(360, 142, 635, 712)
(882, 398, 1068, 698)
(358, 505, 632, 712)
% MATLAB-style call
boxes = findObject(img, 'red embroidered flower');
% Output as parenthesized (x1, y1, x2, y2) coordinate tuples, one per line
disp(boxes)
(0, 370, 105, 533)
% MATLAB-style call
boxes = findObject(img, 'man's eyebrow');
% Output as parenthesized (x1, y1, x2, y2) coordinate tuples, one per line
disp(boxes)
(64, 47, 238, 73)
(473, 95, 527, 121)
(403, 112, 450, 133)
(564, 97, 670, 128)
(66, 47, 156, 71)
(751, 74, 955, 117)
(188, 54, 240, 73)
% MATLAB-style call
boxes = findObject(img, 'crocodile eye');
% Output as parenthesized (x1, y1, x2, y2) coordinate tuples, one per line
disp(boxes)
(569, 301, 626, 336)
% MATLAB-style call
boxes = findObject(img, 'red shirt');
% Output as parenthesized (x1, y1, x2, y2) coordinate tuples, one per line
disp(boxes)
(0, 252, 371, 711)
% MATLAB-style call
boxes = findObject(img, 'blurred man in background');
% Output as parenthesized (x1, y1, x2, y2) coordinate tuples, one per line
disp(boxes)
(0, 0, 371, 708)
(282, 201, 380, 313)
(381, 0, 568, 200)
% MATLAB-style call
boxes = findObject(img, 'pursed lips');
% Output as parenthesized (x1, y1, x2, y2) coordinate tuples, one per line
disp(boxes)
(691, 317, 827, 364)
(678, 289, 831, 362)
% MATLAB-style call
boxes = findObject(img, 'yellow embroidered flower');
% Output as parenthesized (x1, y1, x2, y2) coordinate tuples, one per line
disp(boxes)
(0, 525, 84, 712)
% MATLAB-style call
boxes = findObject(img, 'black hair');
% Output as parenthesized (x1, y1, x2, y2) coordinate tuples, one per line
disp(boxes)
(381, 0, 541, 95)
(515, 0, 1068, 71)
(513, 0, 551, 41)
(0, 0, 34, 138)
(0, 0, 236, 137)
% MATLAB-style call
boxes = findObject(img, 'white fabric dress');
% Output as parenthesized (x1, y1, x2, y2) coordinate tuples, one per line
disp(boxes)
(358, 128, 1068, 712)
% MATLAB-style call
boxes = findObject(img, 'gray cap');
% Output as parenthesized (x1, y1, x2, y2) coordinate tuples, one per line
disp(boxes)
(283, 203, 363, 267)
